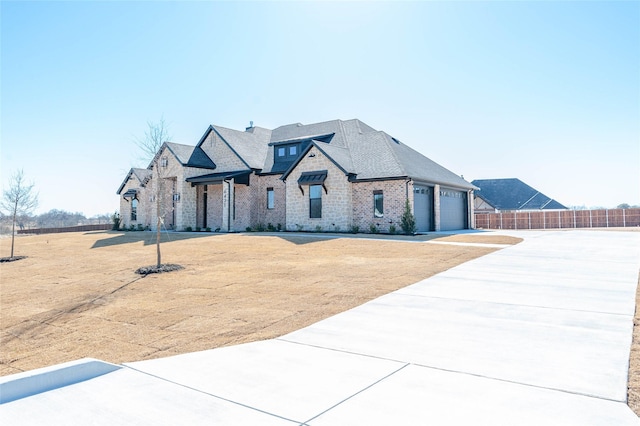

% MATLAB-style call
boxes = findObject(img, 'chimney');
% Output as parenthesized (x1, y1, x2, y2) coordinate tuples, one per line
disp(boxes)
(245, 120, 254, 132)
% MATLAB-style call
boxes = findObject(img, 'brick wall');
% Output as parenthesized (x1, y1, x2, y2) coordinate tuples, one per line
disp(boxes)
(249, 174, 286, 229)
(285, 146, 352, 232)
(118, 174, 149, 229)
(199, 130, 247, 172)
(352, 180, 408, 233)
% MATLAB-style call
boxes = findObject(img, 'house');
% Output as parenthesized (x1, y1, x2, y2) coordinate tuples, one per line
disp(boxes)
(471, 178, 567, 213)
(117, 119, 476, 233)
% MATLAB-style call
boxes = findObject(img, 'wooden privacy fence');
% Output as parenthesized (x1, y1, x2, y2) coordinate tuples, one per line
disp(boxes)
(474, 208, 640, 230)
(17, 224, 112, 235)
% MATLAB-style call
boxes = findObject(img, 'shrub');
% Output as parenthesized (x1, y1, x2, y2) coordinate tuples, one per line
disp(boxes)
(277, 223, 282, 231)
(128, 224, 135, 231)
(245, 226, 252, 232)
(369, 223, 379, 234)
(185, 226, 193, 232)
(267, 223, 275, 232)
(349, 225, 360, 234)
(401, 199, 417, 235)
(315, 225, 322, 232)
(137, 224, 144, 231)
(111, 212, 121, 231)
(295, 224, 304, 231)
(334, 225, 341, 233)
(195, 226, 201, 232)
(205, 227, 211, 232)
(389, 224, 397, 235)
(255, 223, 266, 232)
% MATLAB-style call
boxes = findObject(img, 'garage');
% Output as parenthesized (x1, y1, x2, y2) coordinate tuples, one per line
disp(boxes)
(440, 188, 468, 231)
(413, 185, 434, 232)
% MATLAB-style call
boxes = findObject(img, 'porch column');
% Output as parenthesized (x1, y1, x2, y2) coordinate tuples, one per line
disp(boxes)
(222, 178, 235, 232)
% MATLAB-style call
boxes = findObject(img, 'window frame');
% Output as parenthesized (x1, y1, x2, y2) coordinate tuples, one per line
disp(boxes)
(309, 184, 322, 219)
(267, 187, 275, 210)
(373, 190, 384, 218)
(131, 198, 138, 221)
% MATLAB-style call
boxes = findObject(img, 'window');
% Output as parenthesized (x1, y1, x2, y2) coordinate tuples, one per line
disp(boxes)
(309, 185, 322, 218)
(267, 187, 274, 209)
(173, 193, 181, 202)
(131, 198, 138, 221)
(274, 144, 301, 162)
(374, 190, 384, 218)
(161, 157, 168, 167)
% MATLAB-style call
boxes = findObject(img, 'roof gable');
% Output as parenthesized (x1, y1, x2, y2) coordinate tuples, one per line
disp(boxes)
(116, 168, 151, 195)
(196, 125, 270, 170)
(280, 142, 352, 181)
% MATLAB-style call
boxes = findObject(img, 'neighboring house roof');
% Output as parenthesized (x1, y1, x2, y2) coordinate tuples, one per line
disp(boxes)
(471, 178, 567, 211)
(116, 168, 152, 195)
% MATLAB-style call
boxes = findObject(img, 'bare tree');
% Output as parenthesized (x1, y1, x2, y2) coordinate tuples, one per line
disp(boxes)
(1, 170, 38, 258)
(135, 118, 171, 268)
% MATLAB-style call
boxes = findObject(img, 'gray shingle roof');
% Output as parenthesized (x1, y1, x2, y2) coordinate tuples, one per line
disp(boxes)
(278, 120, 474, 190)
(472, 178, 567, 210)
(164, 142, 195, 165)
(186, 146, 216, 169)
(116, 168, 152, 195)
(141, 119, 473, 191)
(212, 125, 271, 169)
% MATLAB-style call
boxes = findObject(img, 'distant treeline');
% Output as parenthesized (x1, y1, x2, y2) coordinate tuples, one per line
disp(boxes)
(0, 209, 112, 235)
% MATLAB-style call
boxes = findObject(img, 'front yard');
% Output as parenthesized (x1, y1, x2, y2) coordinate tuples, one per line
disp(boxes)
(0, 230, 513, 375)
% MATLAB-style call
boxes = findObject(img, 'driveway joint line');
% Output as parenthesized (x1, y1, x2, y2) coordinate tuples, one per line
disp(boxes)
(279, 338, 627, 404)
(123, 365, 301, 424)
(302, 363, 410, 425)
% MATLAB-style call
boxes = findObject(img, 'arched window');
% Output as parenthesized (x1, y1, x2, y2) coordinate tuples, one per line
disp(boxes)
(131, 198, 138, 221)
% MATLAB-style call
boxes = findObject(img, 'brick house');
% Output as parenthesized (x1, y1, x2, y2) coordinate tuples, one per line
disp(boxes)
(117, 119, 476, 233)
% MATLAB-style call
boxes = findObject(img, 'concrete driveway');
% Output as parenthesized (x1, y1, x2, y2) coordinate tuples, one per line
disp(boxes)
(1, 230, 639, 425)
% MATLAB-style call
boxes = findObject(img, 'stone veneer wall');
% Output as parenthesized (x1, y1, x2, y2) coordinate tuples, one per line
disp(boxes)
(351, 180, 410, 233)
(249, 174, 286, 229)
(285, 146, 352, 232)
(199, 130, 247, 172)
(119, 173, 155, 229)
(233, 184, 251, 231)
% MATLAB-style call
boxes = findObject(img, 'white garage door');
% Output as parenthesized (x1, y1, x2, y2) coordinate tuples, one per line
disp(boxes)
(440, 189, 467, 231)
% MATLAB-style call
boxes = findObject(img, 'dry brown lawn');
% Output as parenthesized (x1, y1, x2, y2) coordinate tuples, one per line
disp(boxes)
(628, 272, 640, 416)
(0, 231, 517, 376)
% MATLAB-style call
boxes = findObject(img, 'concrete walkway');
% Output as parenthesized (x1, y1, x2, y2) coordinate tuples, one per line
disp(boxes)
(1, 230, 639, 424)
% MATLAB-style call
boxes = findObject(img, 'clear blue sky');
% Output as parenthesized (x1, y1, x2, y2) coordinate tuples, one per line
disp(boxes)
(2, 1, 638, 217)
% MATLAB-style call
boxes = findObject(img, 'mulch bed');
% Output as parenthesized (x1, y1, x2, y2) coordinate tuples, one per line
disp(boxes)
(135, 264, 184, 275)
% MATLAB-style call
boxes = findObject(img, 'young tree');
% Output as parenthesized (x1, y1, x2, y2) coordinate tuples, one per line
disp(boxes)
(1, 170, 38, 258)
(401, 199, 417, 235)
(135, 118, 171, 268)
